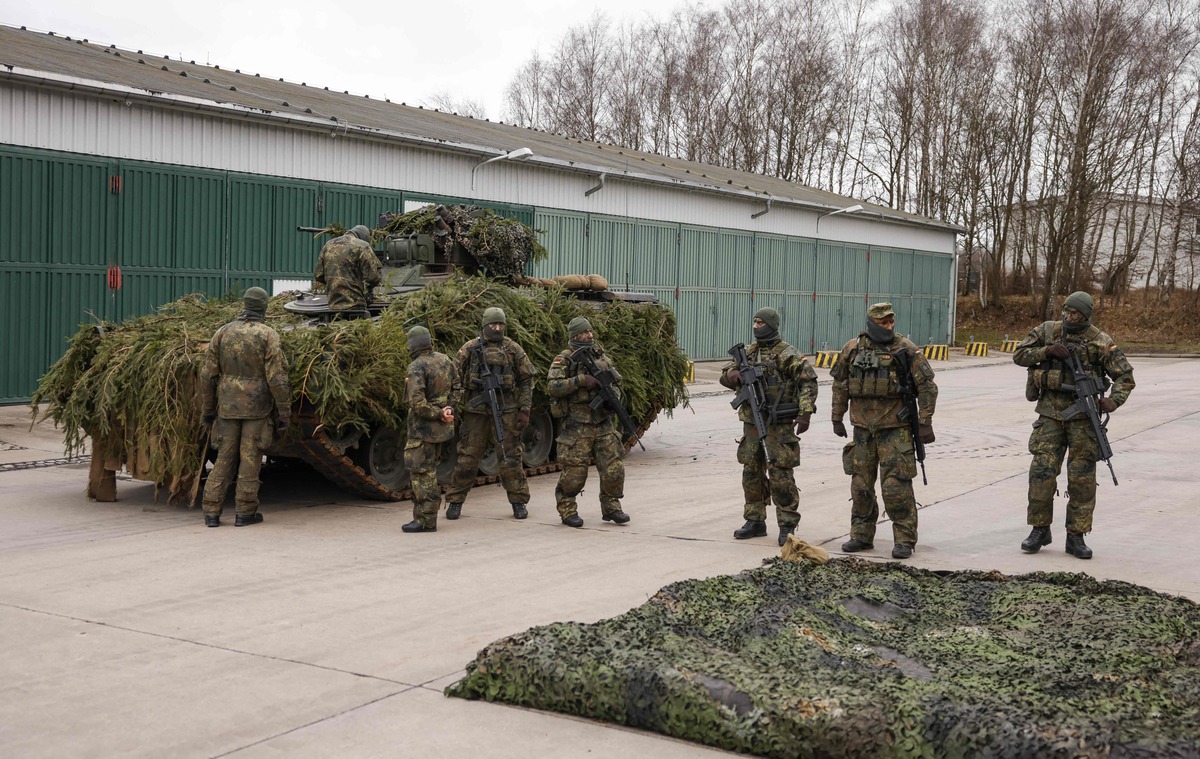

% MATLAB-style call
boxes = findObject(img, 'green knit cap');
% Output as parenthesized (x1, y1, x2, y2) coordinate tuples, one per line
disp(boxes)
(754, 307, 780, 330)
(568, 316, 593, 338)
(407, 325, 432, 350)
(243, 286, 269, 313)
(481, 307, 507, 326)
(1064, 291, 1093, 319)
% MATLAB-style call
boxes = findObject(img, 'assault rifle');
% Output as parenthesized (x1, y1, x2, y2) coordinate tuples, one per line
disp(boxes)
(727, 343, 774, 466)
(893, 349, 928, 485)
(570, 347, 645, 451)
(468, 342, 506, 443)
(1061, 343, 1118, 486)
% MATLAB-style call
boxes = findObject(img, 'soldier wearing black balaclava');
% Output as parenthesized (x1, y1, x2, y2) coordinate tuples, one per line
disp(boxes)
(1013, 291, 1135, 559)
(719, 307, 819, 546)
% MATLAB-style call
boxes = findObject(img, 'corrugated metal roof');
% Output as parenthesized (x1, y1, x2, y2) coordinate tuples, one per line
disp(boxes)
(0, 23, 959, 233)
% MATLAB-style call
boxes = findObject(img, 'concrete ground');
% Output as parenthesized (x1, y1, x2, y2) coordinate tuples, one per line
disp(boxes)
(1, 352, 1197, 757)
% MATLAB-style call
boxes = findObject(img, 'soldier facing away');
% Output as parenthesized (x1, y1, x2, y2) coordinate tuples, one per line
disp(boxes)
(1012, 291, 1135, 559)
(546, 316, 631, 528)
(444, 307, 535, 520)
(830, 302, 937, 560)
(199, 287, 290, 527)
(719, 307, 819, 546)
(313, 224, 382, 315)
(400, 326, 460, 534)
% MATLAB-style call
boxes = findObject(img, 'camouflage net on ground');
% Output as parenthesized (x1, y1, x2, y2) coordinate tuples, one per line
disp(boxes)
(31, 275, 688, 502)
(447, 559, 1200, 758)
(377, 204, 548, 278)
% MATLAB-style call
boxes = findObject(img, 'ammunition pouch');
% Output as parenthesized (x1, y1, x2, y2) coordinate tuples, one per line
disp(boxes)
(1031, 368, 1063, 392)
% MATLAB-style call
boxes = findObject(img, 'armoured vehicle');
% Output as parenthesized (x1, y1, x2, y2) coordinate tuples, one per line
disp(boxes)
(36, 205, 689, 505)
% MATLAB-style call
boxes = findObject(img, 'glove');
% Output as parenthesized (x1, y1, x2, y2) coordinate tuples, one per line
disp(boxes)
(274, 417, 290, 435)
(515, 408, 530, 431)
(832, 420, 847, 438)
(918, 424, 936, 444)
(1045, 343, 1071, 360)
(580, 374, 600, 390)
(725, 369, 742, 387)
(1098, 397, 1117, 413)
(793, 415, 810, 435)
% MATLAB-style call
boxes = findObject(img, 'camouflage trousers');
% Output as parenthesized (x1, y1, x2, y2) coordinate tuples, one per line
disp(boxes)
(445, 411, 529, 505)
(404, 439, 444, 528)
(555, 421, 624, 519)
(202, 417, 273, 518)
(1027, 415, 1100, 534)
(843, 425, 918, 545)
(737, 422, 801, 527)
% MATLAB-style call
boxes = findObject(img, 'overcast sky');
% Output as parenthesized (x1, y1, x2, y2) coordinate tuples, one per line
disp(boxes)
(2, 0, 672, 119)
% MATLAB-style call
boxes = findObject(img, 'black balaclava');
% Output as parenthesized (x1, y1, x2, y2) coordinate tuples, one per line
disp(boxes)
(865, 318, 894, 344)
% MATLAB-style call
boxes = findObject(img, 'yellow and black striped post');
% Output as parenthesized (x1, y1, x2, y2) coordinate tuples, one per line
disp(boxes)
(923, 344, 949, 361)
(999, 339, 1021, 352)
(965, 342, 989, 357)
(814, 351, 840, 369)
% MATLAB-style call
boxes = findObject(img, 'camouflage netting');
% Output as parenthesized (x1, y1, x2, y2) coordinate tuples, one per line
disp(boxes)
(31, 275, 688, 502)
(447, 559, 1200, 758)
(376, 204, 548, 278)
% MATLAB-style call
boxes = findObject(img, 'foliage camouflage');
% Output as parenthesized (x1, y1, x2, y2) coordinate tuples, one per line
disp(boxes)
(31, 275, 688, 499)
(377, 204, 549, 279)
(447, 558, 1200, 758)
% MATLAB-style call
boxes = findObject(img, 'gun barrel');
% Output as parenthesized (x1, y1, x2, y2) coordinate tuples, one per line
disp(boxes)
(297, 226, 329, 234)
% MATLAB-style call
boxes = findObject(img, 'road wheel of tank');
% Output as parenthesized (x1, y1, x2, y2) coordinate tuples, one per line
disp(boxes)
(522, 408, 555, 467)
(352, 427, 410, 491)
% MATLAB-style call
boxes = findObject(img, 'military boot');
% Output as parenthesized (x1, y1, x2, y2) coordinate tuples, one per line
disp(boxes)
(234, 513, 264, 527)
(602, 511, 631, 524)
(402, 520, 436, 533)
(1020, 526, 1052, 553)
(778, 525, 796, 546)
(733, 520, 767, 539)
(204, 515, 220, 528)
(511, 503, 528, 520)
(841, 538, 873, 552)
(446, 503, 462, 520)
(562, 515, 584, 528)
(1065, 533, 1092, 559)
(892, 543, 914, 559)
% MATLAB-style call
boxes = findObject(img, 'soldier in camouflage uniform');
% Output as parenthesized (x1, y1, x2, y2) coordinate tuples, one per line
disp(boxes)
(831, 302, 937, 559)
(400, 326, 460, 534)
(547, 316, 631, 528)
(719, 307, 819, 546)
(314, 224, 382, 315)
(1012, 291, 1135, 560)
(199, 287, 290, 527)
(445, 307, 535, 520)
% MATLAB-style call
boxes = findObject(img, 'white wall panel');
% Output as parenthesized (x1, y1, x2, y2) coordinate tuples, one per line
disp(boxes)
(1, 82, 957, 258)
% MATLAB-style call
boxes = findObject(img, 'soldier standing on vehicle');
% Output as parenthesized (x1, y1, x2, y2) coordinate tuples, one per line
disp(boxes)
(199, 287, 290, 527)
(1012, 291, 1135, 560)
(444, 307, 535, 520)
(830, 303, 937, 559)
(719, 307, 818, 546)
(546, 316, 630, 528)
(400, 326, 460, 534)
(314, 224, 382, 316)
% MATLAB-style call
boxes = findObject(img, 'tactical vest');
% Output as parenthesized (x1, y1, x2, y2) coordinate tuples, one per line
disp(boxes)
(846, 337, 903, 399)
(468, 339, 518, 393)
(751, 341, 803, 422)
(1028, 324, 1107, 397)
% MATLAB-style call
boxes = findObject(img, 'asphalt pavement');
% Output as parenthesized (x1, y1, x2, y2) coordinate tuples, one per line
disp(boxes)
(1, 352, 1197, 757)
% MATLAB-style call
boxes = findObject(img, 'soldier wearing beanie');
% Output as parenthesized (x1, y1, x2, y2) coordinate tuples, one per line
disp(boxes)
(719, 306, 819, 546)
(444, 307, 536, 520)
(1013, 291, 1135, 559)
(314, 223, 382, 317)
(400, 326, 460, 533)
(199, 287, 290, 527)
(830, 302, 938, 559)
(546, 316, 631, 528)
